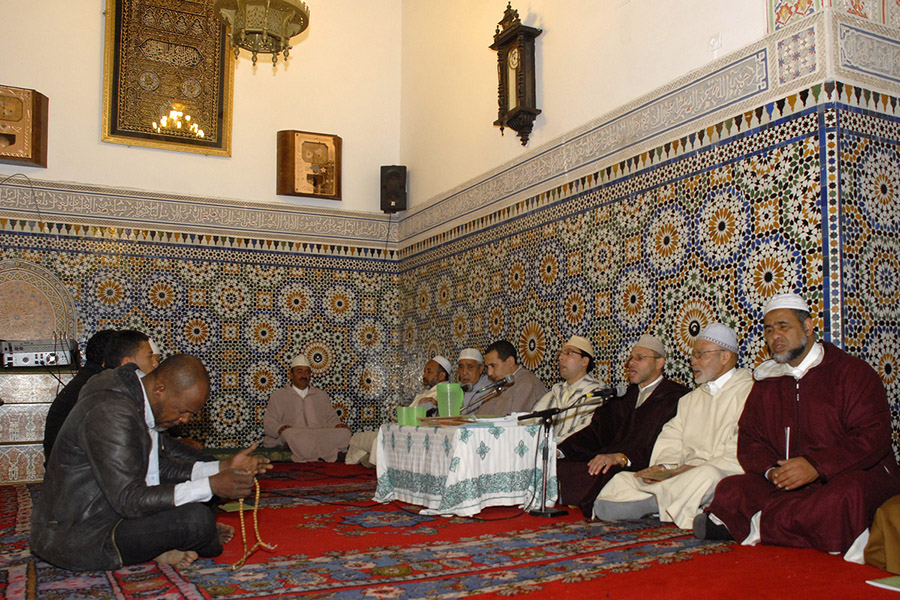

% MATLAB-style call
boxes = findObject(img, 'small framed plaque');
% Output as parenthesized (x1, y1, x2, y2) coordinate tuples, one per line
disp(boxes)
(276, 130, 342, 200)
(0, 85, 49, 168)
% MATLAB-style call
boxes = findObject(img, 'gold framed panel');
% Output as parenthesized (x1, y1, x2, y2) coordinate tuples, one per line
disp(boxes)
(101, 0, 234, 156)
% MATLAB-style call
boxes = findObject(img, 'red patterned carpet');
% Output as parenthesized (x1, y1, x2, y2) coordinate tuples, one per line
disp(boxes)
(1, 463, 895, 599)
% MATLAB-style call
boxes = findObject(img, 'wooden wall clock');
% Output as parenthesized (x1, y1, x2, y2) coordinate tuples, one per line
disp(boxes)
(490, 3, 541, 146)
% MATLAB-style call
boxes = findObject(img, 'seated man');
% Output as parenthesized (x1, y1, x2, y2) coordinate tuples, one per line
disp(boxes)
(345, 356, 452, 467)
(263, 354, 350, 462)
(104, 329, 160, 375)
(457, 348, 491, 414)
(593, 323, 753, 529)
(557, 334, 689, 517)
(42, 328, 116, 465)
(473, 340, 547, 415)
(702, 294, 900, 560)
(31, 355, 270, 571)
(409, 355, 452, 412)
(529, 336, 603, 443)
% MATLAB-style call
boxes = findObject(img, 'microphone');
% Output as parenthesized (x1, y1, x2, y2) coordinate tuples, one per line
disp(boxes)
(474, 374, 515, 395)
(581, 385, 626, 400)
(460, 383, 472, 392)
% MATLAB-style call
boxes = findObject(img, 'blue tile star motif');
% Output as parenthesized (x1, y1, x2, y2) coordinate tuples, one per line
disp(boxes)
(460, 429, 473, 444)
(476, 440, 490, 460)
(488, 426, 504, 439)
(514, 440, 528, 457)
(390, 431, 396, 451)
(442, 434, 452, 456)
(405, 432, 413, 454)
(450, 456, 460, 472)
(423, 433, 431, 454)
(524, 425, 539, 438)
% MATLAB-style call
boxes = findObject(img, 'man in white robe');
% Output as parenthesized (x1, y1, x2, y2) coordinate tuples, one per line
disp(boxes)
(592, 323, 753, 529)
(528, 335, 603, 443)
(457, 348, 492, 414)
(263, 354, 350, 462)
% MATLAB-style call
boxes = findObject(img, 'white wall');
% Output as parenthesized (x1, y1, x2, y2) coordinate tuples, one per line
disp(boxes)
(0, 0, 402, 213)
(1, 1, 770, 215)
(400, 0, 769, 208)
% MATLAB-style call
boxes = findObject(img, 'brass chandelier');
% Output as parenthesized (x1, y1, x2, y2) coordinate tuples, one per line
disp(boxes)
(214, 0, 310, 66)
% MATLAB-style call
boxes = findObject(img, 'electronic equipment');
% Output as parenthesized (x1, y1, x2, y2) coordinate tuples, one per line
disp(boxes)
(1, 338, 78, 367)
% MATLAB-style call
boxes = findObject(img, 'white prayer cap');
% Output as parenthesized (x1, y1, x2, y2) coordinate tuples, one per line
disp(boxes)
(634, 334, 666, 358)
(291, 354, 311, 368)
(696, 323, 739, 354)
(564, 335, 595, 358)
(148, 338, 160, 355)
(432, 355, 452, 376)
(763, 293, 810, 315)
(458, 348, 483, 364)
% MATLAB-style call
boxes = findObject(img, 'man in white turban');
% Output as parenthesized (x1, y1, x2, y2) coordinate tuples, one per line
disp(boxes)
(703, 294, 900, 562)
(263, 354, 350, 462)
(592, 323, 753, 529)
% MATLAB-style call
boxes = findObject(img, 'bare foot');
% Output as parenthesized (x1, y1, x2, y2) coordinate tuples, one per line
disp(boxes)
(217, 522, 235, 544)
(154, 549, 199, 568)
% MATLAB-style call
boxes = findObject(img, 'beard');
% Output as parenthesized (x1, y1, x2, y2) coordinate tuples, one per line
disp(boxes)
(772, 333, 809, 364)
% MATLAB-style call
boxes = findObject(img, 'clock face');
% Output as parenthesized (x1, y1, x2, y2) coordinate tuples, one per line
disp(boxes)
(507, 47, 520, 69)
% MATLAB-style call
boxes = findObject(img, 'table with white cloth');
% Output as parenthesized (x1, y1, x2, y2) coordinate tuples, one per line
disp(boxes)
(372, 422, 558, 517)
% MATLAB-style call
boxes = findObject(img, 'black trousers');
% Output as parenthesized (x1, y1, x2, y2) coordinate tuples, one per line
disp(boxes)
(112, 503, 222, 566)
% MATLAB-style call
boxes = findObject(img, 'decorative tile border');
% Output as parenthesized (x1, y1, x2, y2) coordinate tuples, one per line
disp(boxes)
(0, 178, 397, 250)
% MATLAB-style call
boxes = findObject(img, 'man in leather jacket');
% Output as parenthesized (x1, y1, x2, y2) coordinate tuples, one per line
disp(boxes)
(31, 354, 270, 571)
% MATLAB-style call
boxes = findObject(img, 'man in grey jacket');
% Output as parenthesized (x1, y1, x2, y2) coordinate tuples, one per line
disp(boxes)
(31, 354, 270, 571)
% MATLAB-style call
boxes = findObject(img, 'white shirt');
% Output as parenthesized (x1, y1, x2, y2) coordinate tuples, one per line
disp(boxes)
(706, 367, 736, 396)
(140, 375, 219, 506)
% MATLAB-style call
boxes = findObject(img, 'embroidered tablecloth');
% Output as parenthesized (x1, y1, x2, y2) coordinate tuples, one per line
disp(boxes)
(373, 423, 558, 517)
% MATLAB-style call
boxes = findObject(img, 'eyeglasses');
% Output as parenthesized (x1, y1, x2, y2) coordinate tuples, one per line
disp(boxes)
(691, 349, 724, 360)
(558, 349, 584, 358)
(626, 353, 660, 363)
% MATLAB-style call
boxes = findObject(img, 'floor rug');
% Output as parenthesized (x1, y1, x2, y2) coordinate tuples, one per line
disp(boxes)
(2, 463, 896, 599)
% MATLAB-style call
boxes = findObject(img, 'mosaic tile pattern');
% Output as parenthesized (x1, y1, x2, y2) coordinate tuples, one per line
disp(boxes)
(398, 109, 827, 395)
(836, 106, 900, 453)
(0, 235, 401, 449)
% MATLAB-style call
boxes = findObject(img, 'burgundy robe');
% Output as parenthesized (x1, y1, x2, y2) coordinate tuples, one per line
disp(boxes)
(709, 342, 900, 553)
(556, 378, 690, 517)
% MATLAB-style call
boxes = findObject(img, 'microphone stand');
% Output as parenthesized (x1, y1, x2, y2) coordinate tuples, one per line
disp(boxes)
(517, 392, 615, 518)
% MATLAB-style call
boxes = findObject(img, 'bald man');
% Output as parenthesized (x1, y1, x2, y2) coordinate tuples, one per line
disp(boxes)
(31, 355, 271, 571)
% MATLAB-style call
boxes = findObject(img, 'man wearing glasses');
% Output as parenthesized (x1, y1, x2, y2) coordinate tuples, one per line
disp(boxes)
(556, 334, 690, 517)
(592, 323, 753, 529)
(528, 336, 603, 442)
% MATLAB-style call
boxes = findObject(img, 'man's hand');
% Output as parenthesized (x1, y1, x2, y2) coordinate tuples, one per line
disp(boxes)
(769, 457, 818, 491)
(587, 453, 626, 476)
(221, 442, 272, 476)
(209, 469, 255, 499)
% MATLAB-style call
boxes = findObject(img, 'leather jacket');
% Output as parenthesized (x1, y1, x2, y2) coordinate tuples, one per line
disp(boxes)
(30, 365, 196, 571)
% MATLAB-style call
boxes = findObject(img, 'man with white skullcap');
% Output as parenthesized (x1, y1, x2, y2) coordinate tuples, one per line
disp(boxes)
(703, 294, 900, 562)
(457, 348, 491, 413)
(594, 323, 753, 529)
(557, 334, 690, 517)
(528, 336, 604, 443)
(409, 355, 452, 411)
(263, 354, 350, 462)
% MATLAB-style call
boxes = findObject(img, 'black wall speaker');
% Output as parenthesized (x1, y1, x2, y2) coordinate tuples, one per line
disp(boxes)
(380, 165, 407, 213)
